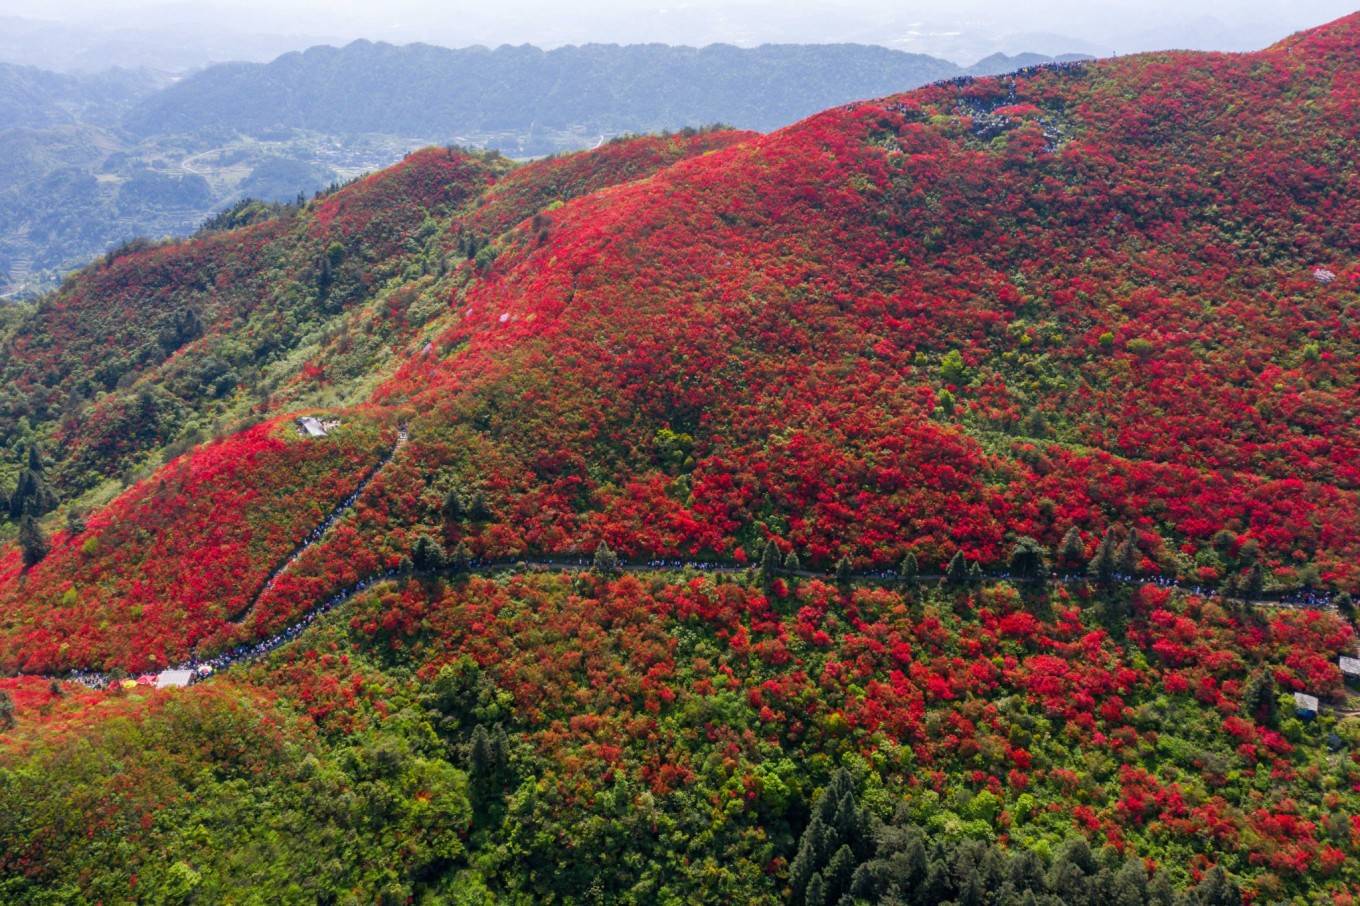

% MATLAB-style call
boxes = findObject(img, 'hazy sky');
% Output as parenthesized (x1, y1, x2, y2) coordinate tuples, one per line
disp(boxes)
(1, 0, 1355, 63)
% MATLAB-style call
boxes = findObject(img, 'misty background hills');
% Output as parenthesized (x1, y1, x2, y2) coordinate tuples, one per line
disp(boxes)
(0, 39, 1088, 298)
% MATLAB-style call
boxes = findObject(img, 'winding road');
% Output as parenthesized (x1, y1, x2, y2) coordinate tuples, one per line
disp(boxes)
(20, 423, 1348, 690)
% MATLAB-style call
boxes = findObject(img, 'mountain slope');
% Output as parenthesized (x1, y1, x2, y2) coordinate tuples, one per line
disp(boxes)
(2, 14, 1360, 905)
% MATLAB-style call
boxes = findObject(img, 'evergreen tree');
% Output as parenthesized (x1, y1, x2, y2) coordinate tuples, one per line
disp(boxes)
(0, 690, 14, 731)
(19, 514, 48, 568)
(450, 540, 473, 573)
(1336, 591, 1355, 621)
(1116, 533, 1140, 576)
(8, 445, 57, 520)
(804, 872, 828, 906)
(1088, 528, 1119, 586)
(784, 550, 802, 573)
(1242, 668, 1277, 726)
(1190, 866, 1243, 906)
(946, 551, 969, 586)
(469, 725, 495, 778)
(1110, 855, 1149, 906)
(1058, 526, 1086, 571)
(469, 491, 493, 521)
(1241, 562, 1265, 601)
(899, 551, 918, 586)
(967, 561, 984, 587)
(593, 541, 620, 576)
(835, 556, 853, 589)
(823, 845, 856, 903)
(1008, 536, 1048, 582)
(65, 508, 87, 537)
(317, 253, 334, 297)
(411, 534, 448, 572)
(442, 487, 465, 520)
(760, 540, 781, 586)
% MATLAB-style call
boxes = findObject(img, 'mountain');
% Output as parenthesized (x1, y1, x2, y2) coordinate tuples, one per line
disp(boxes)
(1, 40, 1079, 298)
(3, 13, 1360, 904)
(0, 62, 164, 129)
(123, 40, 965, 139)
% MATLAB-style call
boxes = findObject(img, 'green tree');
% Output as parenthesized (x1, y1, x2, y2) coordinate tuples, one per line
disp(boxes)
(1242, 668, 1277, 727)
(8, 445, 57, 520)
(1088, 528, 1119, 586)
(0, 690, 14, 731)
(835, 556, 853, 589)
(760, 540, 782, 586)
(1058, 526, 1085, 571)
(946, 551, 969, 587)
(1008, 536, 1049, 582)
(784, 550, 802, 573)
(593, 541, 620, 576)
(19, 514, 48, 568)
(411, 534, 448, 572)
(450, 540, 473, 573)
(899, 551, 919, 586)
(1116, 533, 1140, 576)
(1190, 866, 1243, 906)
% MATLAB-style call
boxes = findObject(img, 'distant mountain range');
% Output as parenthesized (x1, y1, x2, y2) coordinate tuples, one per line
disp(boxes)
(123, 41, 1089, 140)
(0, 40, 1090, 297)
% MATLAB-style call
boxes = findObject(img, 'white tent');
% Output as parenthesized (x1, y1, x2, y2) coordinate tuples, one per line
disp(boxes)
(155, 669, 194, 688)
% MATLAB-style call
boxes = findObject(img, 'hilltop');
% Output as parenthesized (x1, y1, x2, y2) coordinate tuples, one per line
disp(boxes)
(2, 13, 1360, 904)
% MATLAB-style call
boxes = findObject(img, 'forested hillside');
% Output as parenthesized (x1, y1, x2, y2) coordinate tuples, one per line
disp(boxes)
(2, 13, 1360, 905)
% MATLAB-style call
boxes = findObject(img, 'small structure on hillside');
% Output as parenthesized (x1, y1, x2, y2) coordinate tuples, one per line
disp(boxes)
(155, 669, 194, 688)
(1340, 656, 1360, 686)
(1294, 692, 1319, 720)
(1313, 267, 1337, 284)
(296, 416, 342, 438)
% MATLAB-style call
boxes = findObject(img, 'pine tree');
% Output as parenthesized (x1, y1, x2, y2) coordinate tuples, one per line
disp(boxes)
(411, 534, 448, 572)
(1241, 562, 1265, 601)
(450, 540, 473, 573)
(1116, 533, 1139, 576)
(784, 550, 802, 573)
(946, 551, 969, 586)
(1190, 866, 1243, 906)
(804, 872, 828, 906)
(967, 561, 984, 587)
(1088, 528, 1119, 586)
(469, 725, 494, 777)
(835, 556, 853, 589)
(1336, 592, 1355, 621)
(593, 541, 620, 576)
(1242, 668, 1277, 726)
(0, 690, 14, 731)
(823, 845, 857, 903)
(1058, 526, 1085, 571)
(8, 445, 57, 520)
(760, 540, 781, 586)
(1008, 536, 1048, 581)
(442, 487, 465, 520)
(469, 491, 492, 521)
(19, 514, 48, 568)
(899, 551, 918, 586)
